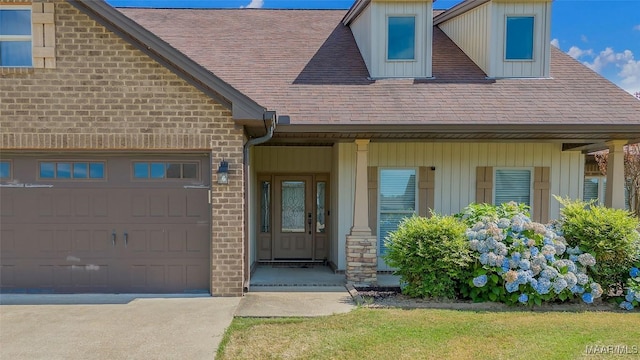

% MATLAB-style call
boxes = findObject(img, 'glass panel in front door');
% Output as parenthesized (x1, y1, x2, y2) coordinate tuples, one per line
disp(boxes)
(281, 181, 305, 233)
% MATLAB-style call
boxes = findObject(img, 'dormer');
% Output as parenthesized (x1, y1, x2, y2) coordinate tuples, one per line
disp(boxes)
(343, 0, 433, 79)
(434, 0, 552, 78)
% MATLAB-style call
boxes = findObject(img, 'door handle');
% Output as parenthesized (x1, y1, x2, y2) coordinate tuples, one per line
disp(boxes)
(112, 230, 116, 246)
(123, 231, 128, 247)
(307, 213, 312, 234)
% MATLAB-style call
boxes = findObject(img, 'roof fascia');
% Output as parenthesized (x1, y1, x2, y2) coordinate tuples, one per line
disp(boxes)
(433, 0, 490, 25)
(66, 0, 266, 122)
(275, 123, 640, 137)
(342, 0, 371, 25)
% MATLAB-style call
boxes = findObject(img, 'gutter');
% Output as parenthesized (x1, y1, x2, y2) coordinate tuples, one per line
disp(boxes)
(242, 110, 277, 292)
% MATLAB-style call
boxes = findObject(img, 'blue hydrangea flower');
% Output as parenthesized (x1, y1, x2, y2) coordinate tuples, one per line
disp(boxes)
(569, 255, 578, 262)
(590, 283, 603, 298)
(512, 252, 521, 262)
(554, 242, 566, 256)
(518, 293, 528, 304)
(570, 285, 585, 294)
(564, 273, 578, 288)
(582, 293, 594, 304)
(518, 259, 531, 271)
(630, 267, 640, 278)
(479, 253, 489, 265)
(476, 230, 487, 240)
(536, 278, 552, 295)
(620, 301, 634, 311)
(497, 218, 510, 229)
(505, 281, 520, 293)
(576, 273, 589, 285)
(501, 258, 510, 272)
(530, 247, 540, 257)
(577, 253, 596, 267)
(625, 290, 636, 303)
(472, 275, 488, 287)
(552, 278, 568, 294)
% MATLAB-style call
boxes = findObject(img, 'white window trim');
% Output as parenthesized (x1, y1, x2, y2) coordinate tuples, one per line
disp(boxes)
(0, 5, 33, 68)
(493, 167, 534, 210)
(377, 167, 418, 256)
(503, 14, 536, 62)
(385, 15, 418, 62)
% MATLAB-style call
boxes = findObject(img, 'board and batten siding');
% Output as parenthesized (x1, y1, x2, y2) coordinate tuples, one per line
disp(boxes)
(489, 1, 551, 78)
(369, 1, 432, 78)
(438, 2, 491, 74)
(333, 142, 584, 270)
(350, 4, 373, 75)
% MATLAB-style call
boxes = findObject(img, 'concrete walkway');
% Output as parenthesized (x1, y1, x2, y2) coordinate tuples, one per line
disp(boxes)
(0, 294, 239, 360)
(235, 287, 356, 317)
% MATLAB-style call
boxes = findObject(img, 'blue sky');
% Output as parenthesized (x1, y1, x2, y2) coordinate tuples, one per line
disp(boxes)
(107, 0, 640, 96)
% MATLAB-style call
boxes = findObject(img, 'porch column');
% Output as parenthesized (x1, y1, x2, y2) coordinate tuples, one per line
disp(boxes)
(605, 140, 627, 209)
(346, 139, 377, 286)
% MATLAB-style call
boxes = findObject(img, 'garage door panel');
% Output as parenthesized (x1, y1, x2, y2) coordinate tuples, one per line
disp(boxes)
(1, 229, 16, 253)
(168, 229, 185, 252)
(1, 155, 211, 294)
(168, 193, 186, 217)
(38, 194, 53, 217)
(0, 192, 14, 217)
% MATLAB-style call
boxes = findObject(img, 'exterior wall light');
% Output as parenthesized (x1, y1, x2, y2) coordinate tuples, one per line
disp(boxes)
(217, 160, 229, 185)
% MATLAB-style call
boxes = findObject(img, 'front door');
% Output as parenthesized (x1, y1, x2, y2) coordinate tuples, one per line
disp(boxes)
(273, 176, 313, 259)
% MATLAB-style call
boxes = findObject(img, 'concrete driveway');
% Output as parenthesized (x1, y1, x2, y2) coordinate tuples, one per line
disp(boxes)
(0, 294, 240, 360)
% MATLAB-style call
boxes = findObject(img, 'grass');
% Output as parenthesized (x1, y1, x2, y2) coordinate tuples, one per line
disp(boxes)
(217, 308, 640, 360)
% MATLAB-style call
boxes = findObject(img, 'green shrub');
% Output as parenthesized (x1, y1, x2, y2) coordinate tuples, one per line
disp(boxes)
(556, 197, 640, 293)
(383, 214, 472, 299)
(455, 202, 530, 227)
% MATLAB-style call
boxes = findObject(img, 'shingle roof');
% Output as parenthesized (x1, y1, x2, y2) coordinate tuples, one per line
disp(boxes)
(119, 8, 640, 136)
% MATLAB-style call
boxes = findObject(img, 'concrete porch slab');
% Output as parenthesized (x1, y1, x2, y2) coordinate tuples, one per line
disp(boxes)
(235, 290, 356, 317)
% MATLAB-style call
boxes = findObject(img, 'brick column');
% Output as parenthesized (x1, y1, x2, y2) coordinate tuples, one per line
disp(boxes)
(605, 140, 627, 209)
(346, 139, 377, 286)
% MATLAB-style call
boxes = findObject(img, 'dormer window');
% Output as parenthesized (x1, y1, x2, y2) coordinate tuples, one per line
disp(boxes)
(387, 16, 415, 61)
(0, 7, 32, 67)
(505, 16, 534, 61)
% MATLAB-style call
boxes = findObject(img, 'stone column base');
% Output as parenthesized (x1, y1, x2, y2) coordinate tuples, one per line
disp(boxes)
(345, 234, 378, 286)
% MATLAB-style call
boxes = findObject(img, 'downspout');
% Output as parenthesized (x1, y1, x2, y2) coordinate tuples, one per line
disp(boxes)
(243, 111, 277, 292)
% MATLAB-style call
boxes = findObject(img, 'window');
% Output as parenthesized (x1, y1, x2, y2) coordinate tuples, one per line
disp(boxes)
(505, 16, 534, 60)
(378, 169, 416, 255)
(0, 7, 32, 67)
(387, 16, 415, 60)
(39, 161, 105, 179)
(584, 176, 630, 210)
(583, 176, 606, 206)
(494, 169, 532, 206)
(0, 160, 11, 179)
(133, 162, 198, 180)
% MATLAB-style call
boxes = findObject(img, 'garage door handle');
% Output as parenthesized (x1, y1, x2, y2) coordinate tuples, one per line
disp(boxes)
(124, 231, 128, 247)
(112, 230, 116, 246)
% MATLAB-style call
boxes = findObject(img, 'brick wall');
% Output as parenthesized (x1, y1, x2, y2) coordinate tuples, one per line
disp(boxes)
(0, 0, 246, 296)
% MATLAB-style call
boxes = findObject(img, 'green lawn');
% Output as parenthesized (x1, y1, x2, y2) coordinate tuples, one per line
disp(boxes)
(217, 308, 640, 360)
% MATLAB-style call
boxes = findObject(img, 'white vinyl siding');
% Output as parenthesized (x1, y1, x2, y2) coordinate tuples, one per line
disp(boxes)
(378, 168, 416, 270)
(350, 3, 372, 75)
(369, 1, 432, 78)
(494, 168, 532, 206)
(438, 2, 491, 74)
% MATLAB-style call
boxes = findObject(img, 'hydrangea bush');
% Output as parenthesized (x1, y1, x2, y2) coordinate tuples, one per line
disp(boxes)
(457, 203, 602, 306)
(619, 265, 640, 311)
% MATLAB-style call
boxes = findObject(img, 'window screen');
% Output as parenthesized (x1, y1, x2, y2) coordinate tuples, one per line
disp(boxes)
(495, 169, 531, 206)
(379, 169, 416, 255)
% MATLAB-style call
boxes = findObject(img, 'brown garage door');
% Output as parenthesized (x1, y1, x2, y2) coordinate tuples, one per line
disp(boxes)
(0, 155, 210, 293)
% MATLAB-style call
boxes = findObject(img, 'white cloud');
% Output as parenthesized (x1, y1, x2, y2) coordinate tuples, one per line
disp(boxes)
(550, 38, 559, 48)
(580, 35, 588, 43)
(634, 24, 640, 31)
(241, 0, 264, 8)
(567, 46, 593, 60)
(572, 46, 640, 95)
